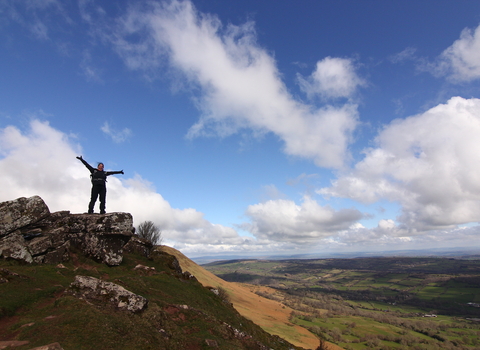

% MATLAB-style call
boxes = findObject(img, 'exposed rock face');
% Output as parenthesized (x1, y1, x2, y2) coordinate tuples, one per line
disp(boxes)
(0, 196, 49, 237)
(0, 231, 34, 263)
(150, 247, 183, 274)
(69, 275, 148, 313)
(0, 196, 134, 266)
(123, 235, 153, 257)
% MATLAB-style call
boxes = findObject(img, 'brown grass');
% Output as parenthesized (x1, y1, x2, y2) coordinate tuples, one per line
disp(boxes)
(162, 246, 344, 350)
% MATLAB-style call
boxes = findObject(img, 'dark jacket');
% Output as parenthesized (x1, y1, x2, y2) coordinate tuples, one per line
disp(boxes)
(78, 157, 123, 186)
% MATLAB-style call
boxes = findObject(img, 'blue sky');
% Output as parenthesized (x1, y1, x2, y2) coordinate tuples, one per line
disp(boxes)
(2, 0, 480, 258)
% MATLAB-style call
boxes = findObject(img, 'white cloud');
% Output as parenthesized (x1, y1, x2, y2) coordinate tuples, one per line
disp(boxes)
(107, 0, 359, 169)
(0, 119, 248, 249)
(0, 119, 86, 211)
(241, 197, 364, 243)
(393, 24, 480, 83)
(297, 56, 364, 100)
(327, 220, 410, 246)
(101, 121, 132, 143)
(438, 23, 480, 82)
(320, 96, 480, 232)
(325, 221, 480, 252)
(2, 118, 477, 255)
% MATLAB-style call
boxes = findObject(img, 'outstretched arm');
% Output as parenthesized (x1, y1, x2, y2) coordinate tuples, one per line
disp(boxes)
(76, 156, 95, 172)
(106, 170, 124, 176)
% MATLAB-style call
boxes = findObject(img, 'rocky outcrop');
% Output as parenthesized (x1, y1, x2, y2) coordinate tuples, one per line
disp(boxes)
(69, 275, 148, 313)
(0, 196, 50, 237)
(123, 235, 153, 257)
(149, 247, 183, 274)
(0, 196, 135, 266)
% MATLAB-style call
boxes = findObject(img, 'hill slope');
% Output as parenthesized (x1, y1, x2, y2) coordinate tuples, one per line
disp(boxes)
(0, 248, 310, 350)
(162, 246, 328, 350)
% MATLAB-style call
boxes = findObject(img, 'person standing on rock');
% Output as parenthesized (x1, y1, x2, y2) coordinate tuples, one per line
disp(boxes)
(76, 156, 124, 214)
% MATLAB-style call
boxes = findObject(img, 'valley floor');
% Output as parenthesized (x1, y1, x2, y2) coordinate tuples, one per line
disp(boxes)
(203, 256, 480, 350)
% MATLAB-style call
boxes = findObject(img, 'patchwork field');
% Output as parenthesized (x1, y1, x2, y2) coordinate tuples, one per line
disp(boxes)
(204, 256, 480, 350)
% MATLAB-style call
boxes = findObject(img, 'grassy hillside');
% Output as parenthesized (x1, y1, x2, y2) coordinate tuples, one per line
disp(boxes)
(162, 246, 331, 350)
(0, 247, 313, 350)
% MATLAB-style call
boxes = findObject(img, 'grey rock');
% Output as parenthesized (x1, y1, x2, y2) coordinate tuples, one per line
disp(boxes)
(69, 275, 148, 313)
(150, 247, 183, 275)
(0, 196, 134, 266)
(0, 196, 50, 237)
(0, 230, 33, 263)
(43, 241, 70, 264)
(123, 235, 153, 257)
(27, 236, 52, 256)
(182, 271, 197, 281)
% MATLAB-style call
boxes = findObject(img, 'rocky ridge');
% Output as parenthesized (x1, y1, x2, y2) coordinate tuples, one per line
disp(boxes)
(0, 195, 150, 266)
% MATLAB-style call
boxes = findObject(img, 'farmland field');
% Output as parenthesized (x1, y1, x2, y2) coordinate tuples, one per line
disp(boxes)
(204, 257, 480, 350)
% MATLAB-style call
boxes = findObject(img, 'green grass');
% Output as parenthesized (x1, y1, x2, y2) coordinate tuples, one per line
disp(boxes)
(0, 253, 305, 350)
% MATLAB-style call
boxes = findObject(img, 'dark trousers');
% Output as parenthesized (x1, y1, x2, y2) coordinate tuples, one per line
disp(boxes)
(88, 184, 106, 214)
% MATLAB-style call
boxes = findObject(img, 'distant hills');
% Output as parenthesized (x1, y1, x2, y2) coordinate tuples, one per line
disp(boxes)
(192, 247, 480, 265)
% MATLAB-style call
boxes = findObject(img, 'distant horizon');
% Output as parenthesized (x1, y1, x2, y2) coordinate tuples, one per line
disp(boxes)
(191, 246, 480, 264)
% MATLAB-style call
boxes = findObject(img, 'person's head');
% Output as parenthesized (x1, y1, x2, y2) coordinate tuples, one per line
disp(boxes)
(97, 162, 104, 171)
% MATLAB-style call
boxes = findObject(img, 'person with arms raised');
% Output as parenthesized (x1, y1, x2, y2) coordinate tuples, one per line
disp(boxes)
(77, 156, 124, 214)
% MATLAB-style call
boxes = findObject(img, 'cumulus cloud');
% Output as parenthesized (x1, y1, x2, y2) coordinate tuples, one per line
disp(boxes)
(2, 118, 477, 255)
(101, 122, 132, 143)
(392, 23, 480, 83)
(0, 119, 89, 211)
(327, 221, 480, 252)
(438, 23, 480, 82)
(297, 57, 364, 100)
(106, 0, 359, 168)
(241, 197, 364, 243)
(0, 119, 249, 250)
(324, 220, 410, 247)
(320, 96, 480, 232)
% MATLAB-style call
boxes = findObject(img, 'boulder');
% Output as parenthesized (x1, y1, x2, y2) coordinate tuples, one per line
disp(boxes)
(150, 247, 183, 275)
(0, 230, 33, 263)
(69, 275, 148, 313)
(0, 196, 50, 237)
(123, 235, 153, 257)
(0, 196, 134, 266)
